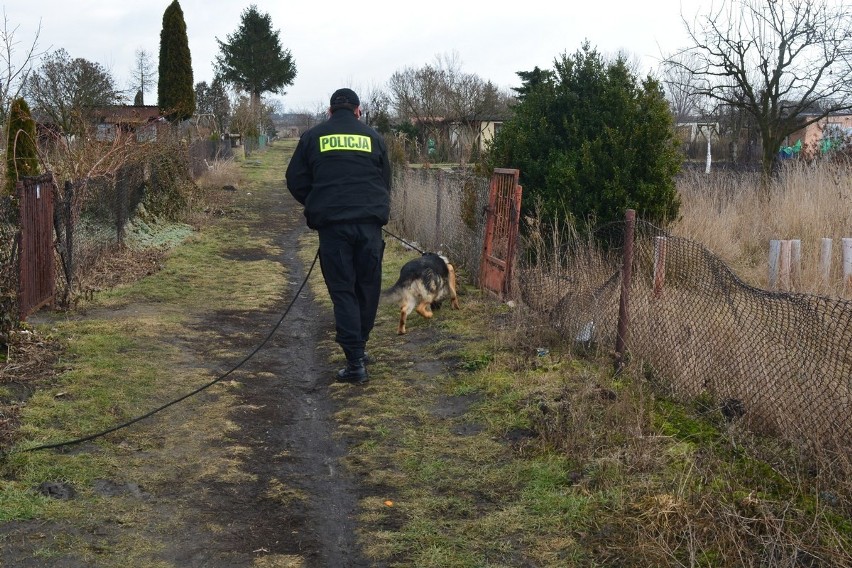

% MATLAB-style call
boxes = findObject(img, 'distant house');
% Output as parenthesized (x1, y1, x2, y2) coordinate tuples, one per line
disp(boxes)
(675, 121, 720, 145)
(448, 116, 504, 156)
(272, 113, 318, 138)
(90, 105, 165, 142)
(413, 115, 506, 162)
(785, 113, 852, 157)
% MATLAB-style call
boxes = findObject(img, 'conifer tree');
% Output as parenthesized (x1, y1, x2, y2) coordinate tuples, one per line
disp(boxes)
(487, 44, 681, 229)
(215, 5, 296, 110)
(157, 0, 195, 121)
(5, 97, 40, 195)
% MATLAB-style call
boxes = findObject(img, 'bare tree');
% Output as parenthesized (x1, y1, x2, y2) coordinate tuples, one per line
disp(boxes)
(660, 52, 707, 123)
(26, 49, 122, 135)
(129, 48, 155, 105)
(388, 52, 505, 163)
(670, 0, 852, 186)
(0, 10, 43, 134)
(194, 77, 231, 134)
(388, 60, 446, 157)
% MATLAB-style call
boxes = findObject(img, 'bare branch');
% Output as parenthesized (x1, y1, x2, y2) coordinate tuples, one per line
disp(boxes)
(0, 9, 45, 126)
(669, 0, 852, 182)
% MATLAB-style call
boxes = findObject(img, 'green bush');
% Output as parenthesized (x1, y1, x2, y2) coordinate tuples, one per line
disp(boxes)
(5, 97, 40, 196)
(0, 196, 18, 334)
(145, 139, 197, 219)
(485, 43, 681, 230)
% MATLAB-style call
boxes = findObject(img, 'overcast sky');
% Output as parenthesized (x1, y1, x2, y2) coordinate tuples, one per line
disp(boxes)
(5, 1, 707, 112)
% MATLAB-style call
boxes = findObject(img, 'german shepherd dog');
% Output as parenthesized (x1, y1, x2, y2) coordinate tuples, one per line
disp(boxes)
(383, 253, 460, 334)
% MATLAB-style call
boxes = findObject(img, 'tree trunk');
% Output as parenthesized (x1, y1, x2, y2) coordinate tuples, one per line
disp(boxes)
(760, 144, 775, 200)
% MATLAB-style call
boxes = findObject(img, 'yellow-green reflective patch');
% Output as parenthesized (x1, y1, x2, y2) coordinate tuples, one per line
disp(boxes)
(319, 134, 372, 152)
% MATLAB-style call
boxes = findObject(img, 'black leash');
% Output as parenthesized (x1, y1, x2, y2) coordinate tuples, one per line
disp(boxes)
(3, 250, 320, 458)
(382, 227, 426, 255)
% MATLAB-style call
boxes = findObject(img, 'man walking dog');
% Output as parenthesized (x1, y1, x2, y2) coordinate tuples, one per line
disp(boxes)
(286, 88, 391, 385)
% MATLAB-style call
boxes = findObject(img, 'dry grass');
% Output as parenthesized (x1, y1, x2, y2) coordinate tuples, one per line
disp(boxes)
(674, 161, 852, 295)
(187, 158, 244, 226)
(194, 157, 243, 193)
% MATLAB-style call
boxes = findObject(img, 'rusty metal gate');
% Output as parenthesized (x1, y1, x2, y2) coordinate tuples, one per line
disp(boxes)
(18, 174, 56, 319)
(479, 168, 522, 298)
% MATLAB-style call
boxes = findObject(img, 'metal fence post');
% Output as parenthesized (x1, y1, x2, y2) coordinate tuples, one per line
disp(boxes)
(116, 169, 126, 246)
(843, 238, 852, 294)
(435, 170, 443, 249)
(653, 236, 667, 298)
(769, 239, 781, 290)
(779, 239, 792, 291)
(63, 180, 74, 305)
(615, 209, 636, 371)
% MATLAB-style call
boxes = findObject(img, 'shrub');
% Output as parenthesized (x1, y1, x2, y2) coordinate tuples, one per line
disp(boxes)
(5, 97, 40, 196)
(486, 43, 681, 231)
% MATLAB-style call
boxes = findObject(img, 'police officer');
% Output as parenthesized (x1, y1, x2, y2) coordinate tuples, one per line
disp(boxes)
(285, 88, 391, 385)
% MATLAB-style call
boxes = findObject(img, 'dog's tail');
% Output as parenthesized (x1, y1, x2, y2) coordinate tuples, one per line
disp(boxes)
(381, 281, 406, 304)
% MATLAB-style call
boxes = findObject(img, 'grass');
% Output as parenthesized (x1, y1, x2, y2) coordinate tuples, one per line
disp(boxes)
(674, 160, 852, 295)
(0, 144, 293, 563)
(333, 161, 852, 565)
(4, 144, 852, 565)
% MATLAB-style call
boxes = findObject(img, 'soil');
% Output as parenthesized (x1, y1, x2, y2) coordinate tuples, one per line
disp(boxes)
(0, 160, 423, 567)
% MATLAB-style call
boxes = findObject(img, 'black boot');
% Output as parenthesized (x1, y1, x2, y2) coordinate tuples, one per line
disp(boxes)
(336, 358, 368, 385)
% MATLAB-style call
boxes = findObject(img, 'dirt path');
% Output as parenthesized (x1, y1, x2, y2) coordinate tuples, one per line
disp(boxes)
(0, 148, 374, 567)
(204, 198, 371, 567)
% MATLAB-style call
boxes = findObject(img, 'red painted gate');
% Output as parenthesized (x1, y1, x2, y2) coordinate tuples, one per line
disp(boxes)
(479, 168, 522, 298)
(18, 175, 56, 319)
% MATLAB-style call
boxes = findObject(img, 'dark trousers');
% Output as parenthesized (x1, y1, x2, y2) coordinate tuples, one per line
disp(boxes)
(317, 223, 384, 362)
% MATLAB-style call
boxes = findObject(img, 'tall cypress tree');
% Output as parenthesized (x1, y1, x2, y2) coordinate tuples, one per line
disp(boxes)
(5, 97, 40, 195)
(158, 0, 195, 121)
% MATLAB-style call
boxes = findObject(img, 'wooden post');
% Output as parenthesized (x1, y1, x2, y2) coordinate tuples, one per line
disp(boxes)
(64, 180, 74, 292)
(843, 238, 852, 294)
(705, 138, 712, 174)
(434, 170, 443, 249)
(615, 209, 636, 371)
(779, 239, 792, 291)
(790, 239, 801, 291)
(768, 239, 781, 290)
(820, 238, 833, 290)
(653, 236, 667, 298)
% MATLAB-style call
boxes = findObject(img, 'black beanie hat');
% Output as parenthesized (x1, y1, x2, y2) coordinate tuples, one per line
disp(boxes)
(330, 88, 360, 108)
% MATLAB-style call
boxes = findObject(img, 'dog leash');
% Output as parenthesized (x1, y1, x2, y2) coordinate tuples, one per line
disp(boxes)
(382, 227, 426, 255)
(3, 250, 320, 458)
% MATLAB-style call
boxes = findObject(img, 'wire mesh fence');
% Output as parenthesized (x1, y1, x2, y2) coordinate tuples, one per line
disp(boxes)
(388, 167, 490, 282)
(55, 136, 215, 302)
(391, 167, 852, 482)
(0, 195, 18, 333)
(527, 219, 852, 458)
(188, 139, 234, 178)
(52, 162, 148, 302)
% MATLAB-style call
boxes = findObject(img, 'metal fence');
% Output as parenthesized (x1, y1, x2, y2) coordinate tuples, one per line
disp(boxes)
(522, 218, 852, 458)
(53, 163, 148, 302)
(1, 135, 235, 323)
(16, 175, 55, 319)
(188, 139, 234, 178)
(389, 167, 490, 284)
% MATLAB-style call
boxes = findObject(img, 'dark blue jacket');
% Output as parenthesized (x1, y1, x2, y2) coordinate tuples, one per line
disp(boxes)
(285, 109, 391, 229)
